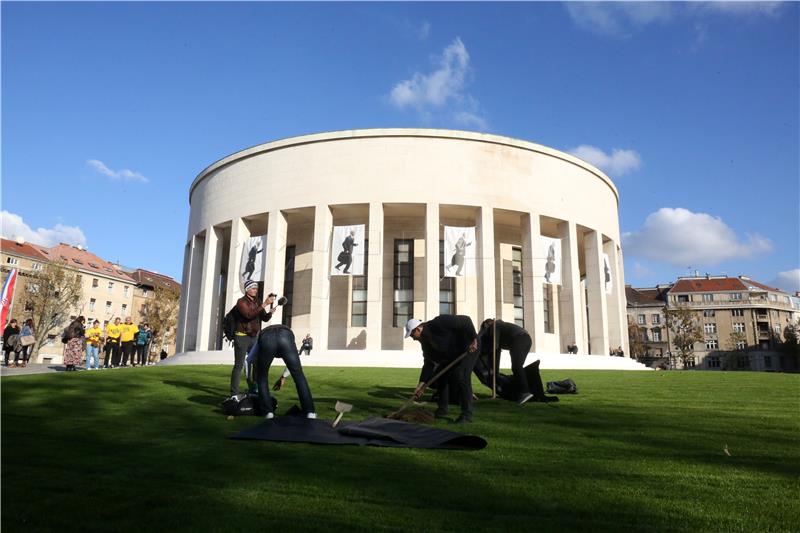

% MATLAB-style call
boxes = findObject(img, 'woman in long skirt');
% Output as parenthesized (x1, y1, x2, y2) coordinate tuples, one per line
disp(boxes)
(63, 316, 86, 372)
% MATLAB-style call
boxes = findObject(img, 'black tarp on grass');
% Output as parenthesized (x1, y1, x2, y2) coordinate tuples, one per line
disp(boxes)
(230, 416, 487, 450)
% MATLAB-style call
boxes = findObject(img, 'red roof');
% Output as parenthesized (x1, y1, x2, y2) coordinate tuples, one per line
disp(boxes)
(0, 238, 50, 261)
(671, 277, 749, 293)
(48, 243, 135, 282)
(626, 286, 668, 305)
(131, 268, 181, 292)
(740, 278, 783, 292)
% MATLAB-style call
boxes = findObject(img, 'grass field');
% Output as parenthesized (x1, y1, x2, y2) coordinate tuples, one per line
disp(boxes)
(2, 366, 798, 532)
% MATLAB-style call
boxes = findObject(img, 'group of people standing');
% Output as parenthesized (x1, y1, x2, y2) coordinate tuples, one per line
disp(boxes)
(62, 316, 153, 371)
(2, 318, 36, 367)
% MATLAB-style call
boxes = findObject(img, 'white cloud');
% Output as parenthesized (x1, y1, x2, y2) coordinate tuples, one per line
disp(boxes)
(631, 261, 654, 280)
(770, 269, 800, 294)
(699, 2, 782, 16)
(389, 38, 488, 130)
(0, 210, 87, 248)
(565, 2, 673, 36)
(87, 159, 148, 183)
(568, 145, 642, 176)
(417, 21, 431, 40)
(622, 207, 773, 266)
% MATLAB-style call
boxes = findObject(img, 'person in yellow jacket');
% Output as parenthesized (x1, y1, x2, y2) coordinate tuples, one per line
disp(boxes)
(85, 319, 103, 370)
(119, 316, 138, 367)
(104, 317, 122, 368)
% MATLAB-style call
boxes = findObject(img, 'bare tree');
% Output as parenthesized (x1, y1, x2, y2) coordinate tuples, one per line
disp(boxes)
(724, 331, 748, 370)
(27, 261, 83, 358)
(141, 286, 180, 357)
(665, 306, 703, 369)
(627, 317, 648, 358)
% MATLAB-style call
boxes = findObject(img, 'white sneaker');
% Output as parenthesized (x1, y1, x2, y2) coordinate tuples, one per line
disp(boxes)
(306, 412, 317, 419)
(265, 412, 274, 420)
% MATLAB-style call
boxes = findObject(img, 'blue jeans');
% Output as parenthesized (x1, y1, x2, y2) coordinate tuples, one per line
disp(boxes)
(253, 326, 315, 415)
(86, 345, 100, 369)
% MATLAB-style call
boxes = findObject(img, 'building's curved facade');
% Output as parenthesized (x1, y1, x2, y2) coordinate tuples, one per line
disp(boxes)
(176, 129, 629, 364)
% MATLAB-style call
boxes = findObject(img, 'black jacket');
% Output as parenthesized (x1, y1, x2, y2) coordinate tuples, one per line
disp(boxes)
(478, 319, 529, 357)
(418, 315, 477, 382)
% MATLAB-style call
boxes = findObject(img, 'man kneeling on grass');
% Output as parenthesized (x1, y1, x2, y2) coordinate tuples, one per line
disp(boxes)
(405, 315, 480, 424)
(248, 324, 316, 420)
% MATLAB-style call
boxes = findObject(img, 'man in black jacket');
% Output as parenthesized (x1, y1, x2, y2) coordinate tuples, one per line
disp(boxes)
(405, 315, 480, 424)
(231, 279, 275, 396)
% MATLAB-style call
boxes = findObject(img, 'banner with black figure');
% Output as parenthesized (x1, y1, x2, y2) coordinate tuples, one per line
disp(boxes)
(538, 236, 562, 285)
(444, 226, 475, 278)
(331, 225, 365, 276)
(239, 235, 267, 292)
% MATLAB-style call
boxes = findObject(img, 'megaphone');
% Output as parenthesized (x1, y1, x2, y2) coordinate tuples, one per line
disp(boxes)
(277, 296, 288, 306)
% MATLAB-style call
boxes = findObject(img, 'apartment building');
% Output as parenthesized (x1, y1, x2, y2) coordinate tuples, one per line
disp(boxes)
(625, 285, 671, 361)
(129, 268, 181, 355)
(0, 237, 51, 315)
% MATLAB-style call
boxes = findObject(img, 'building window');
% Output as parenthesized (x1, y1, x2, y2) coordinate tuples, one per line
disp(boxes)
(730, 292, 742, 300)
(731, 309, 744, 317)
(142, 288, 149, 297)
(652, 329, 661, 342)
(733, 323, 745, 333)
(24, 300, 33, 311)
(124, 285, 129, 297)
(439, 241, 455, 315)
(707, 356, 721, 368)
(651, 314, 661, 325)
(393, 239, 414, 328)
(685, 357, 696, 368)
(27, 283, 39, 294)
(737, 355, 751, 369)
(704, 323, 717, 334)
(774, 324, 781, 334)
(121, 304, 127, 315)
(769, 294, 777, 302)
(702, 294, 714, 302)
(92, 278, 99, 288)
(282, 245, 296, 328)
(6, 257, 18, 265)
(32, 262, 43, 271)
(764, 355, 772, 368)
(703, 310, 715, 318)
(677, 295, 689, 303)
(543, 284, 553, 334)
(351, 241, 368, 327)
(736, 340, 747, 350)
(108, 281, 114, 293)
(637, 314, 646, 325)
(705, 339, 718, 350)
(89, 298, 96, 312)
(106, 301, 112, 313)
(512, 247, 524, 327)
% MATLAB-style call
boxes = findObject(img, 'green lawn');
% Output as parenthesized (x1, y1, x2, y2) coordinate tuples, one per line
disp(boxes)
(2, 367, 798, 532)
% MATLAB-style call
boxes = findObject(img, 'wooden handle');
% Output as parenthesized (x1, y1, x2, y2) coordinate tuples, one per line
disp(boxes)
(331, 412, 344, 428)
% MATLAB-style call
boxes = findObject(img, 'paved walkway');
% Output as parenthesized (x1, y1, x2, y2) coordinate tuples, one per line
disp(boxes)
(0, 364, 158, 377)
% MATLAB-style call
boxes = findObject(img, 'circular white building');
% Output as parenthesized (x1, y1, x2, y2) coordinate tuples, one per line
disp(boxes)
(176, 129, 631, 367)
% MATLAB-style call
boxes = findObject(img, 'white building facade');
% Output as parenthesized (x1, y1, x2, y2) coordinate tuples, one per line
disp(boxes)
(176, 129, 630, 367)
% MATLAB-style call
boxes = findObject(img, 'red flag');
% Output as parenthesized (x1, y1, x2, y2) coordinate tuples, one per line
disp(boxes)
(0, 268, 18, 336)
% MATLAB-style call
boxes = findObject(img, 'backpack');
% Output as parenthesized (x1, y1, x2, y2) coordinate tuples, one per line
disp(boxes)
(546, 378, 578, 394)
(221, 305, 241, 344)
(61, 328, 71, 344)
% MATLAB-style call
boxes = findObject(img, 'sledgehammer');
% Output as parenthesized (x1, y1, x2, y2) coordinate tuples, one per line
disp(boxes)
(331, 401, 353, 428)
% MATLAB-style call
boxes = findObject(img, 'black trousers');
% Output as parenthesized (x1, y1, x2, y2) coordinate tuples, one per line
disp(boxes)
(253, 326, 315, 415)
(121, 341, 135, 365)
(436, 350, 479, 419)
(106, 341, 120, 367)
(231, 335, 256, 395)
(135, 344, 147, 366)
(508, 333, 533, 397)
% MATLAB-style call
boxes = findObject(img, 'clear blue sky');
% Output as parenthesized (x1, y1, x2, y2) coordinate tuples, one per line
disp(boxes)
(2, 2, 798, 292)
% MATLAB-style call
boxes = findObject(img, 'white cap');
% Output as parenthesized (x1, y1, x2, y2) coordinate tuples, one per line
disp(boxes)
(404, 318, 423, 338)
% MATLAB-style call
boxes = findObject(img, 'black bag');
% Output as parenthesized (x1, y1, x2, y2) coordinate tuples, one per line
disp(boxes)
(221, 305, 240, 344)
(222, 393, 276, 416)
(546, 378, 578, 394)
(61, 328, 70, 344)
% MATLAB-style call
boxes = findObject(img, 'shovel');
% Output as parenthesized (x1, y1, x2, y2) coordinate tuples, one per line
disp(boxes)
(331, 401, 353, 428)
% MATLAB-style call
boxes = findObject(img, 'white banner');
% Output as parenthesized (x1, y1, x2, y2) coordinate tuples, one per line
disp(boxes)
(444, 226, 475, 278)
(603, 253, 613, 295)
(538, 236, 562, 285)
(239, 235, 267, 292)
(331, 224, 365, 276)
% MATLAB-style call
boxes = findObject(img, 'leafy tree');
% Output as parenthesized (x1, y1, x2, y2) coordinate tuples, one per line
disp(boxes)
(141, 286, 180, 357)
(627, 317, 649, 358)
(26, 261, 83, 358)
(665, 306, 703, 369)
(780, 322, 800, 368)
(723, 331, 748, 370)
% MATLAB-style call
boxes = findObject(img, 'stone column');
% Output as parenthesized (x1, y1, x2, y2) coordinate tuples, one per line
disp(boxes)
(477, 206, 496, 323)
(425, 203, 439, 320)
(558, 221, 585, 354)
(224, 218, 249, 316)
(176, 236, 195, 353)
(195, 227, 219, 351)
(604, 239, 625, 354)
(264, 210, 288, 324)
(366, 202, 384, 350)
(584, 230, 610, 356)
(522, 213, 545, 350)
(310, 205, 332, 351)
